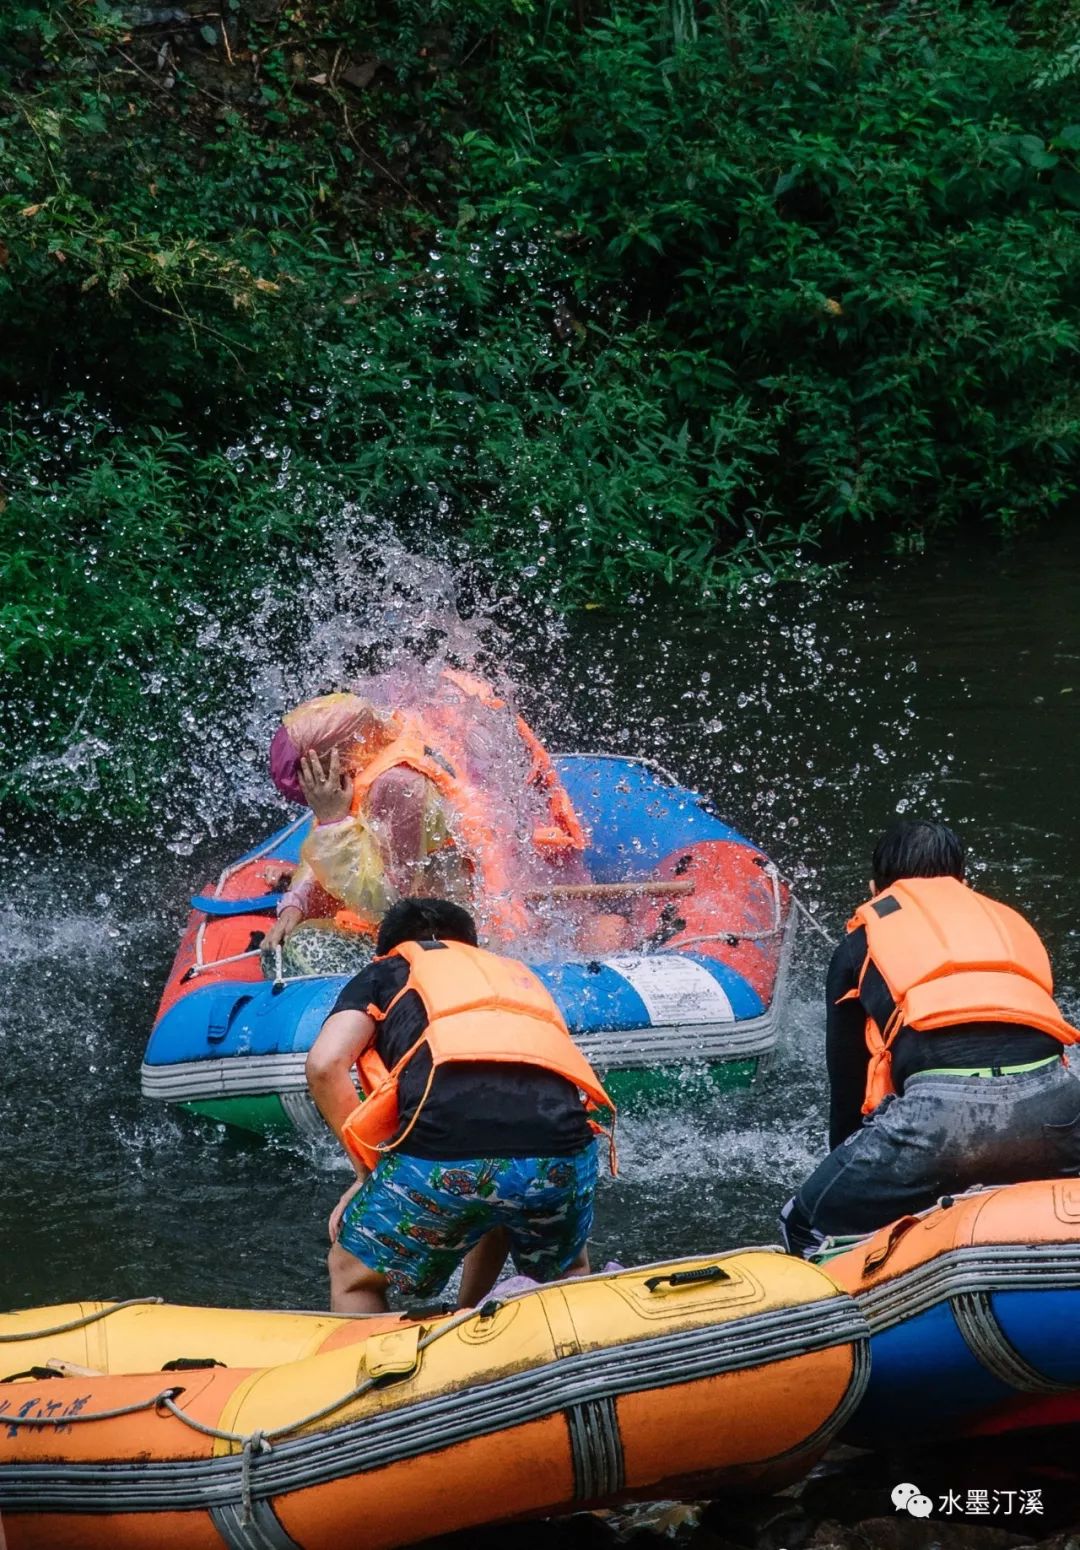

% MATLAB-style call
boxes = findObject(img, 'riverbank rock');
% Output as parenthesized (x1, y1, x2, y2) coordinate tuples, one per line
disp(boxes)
(804, 1520, 1034, 1550)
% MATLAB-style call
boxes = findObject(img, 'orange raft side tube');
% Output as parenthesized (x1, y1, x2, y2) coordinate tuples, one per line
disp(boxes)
(824, 1177, 1080, 1298)
(630, 839, 791, 1006)
(0, 1254, 868, 1550)
(154, 854, 292, 1024)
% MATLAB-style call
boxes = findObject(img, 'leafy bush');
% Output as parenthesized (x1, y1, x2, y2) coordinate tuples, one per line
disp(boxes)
(3, 0, 1080, 813)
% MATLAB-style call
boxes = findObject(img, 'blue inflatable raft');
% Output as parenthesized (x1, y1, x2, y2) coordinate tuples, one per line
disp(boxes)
(142, 756, 794, 1136)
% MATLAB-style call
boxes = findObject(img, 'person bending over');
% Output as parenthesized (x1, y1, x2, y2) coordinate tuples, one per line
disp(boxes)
(306, 897, 614, 1313)
(781, 819, 1080, 1257)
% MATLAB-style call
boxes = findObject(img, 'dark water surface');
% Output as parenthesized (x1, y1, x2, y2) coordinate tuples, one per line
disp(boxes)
(3, 529, 1080, 1312)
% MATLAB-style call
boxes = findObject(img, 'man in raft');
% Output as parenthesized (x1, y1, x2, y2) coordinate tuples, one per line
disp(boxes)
(305, 896, 615, 1313)
(263, 671, 587, 960)
(781, 819, 1080, 1257)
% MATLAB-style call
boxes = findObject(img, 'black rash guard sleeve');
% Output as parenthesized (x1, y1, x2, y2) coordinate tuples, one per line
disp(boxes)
(825, 927, 871, 1150)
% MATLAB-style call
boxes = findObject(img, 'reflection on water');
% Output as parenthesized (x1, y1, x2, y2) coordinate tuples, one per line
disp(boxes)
(3, 525, 1080, 1309)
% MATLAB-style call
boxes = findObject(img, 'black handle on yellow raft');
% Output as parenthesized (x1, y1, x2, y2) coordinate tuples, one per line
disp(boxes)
(1, 1365, 66, 1384)
(644, 1265, 731, 1293)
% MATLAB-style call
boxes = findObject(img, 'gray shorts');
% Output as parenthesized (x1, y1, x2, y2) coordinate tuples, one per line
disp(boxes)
(780, 1056, 1080, 1256)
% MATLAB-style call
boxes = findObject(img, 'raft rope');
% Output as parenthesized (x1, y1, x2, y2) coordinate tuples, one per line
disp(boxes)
(190, 862, 833, 984)
(549, 751, 683, 787)
(0, 1303, 481, 1525)
(779, 881, 838, 948)
(185, 758, 839, 985)
(185, 814, 310, 981)
(0, 1299, 165, 1342)
(209, 816, 309, 902)
(555, 754, 839, 950)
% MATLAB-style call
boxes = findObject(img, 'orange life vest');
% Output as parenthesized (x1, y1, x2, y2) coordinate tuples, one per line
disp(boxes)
(438, 669, 585, 855)
(333, 717, 528, 939)
(340, 939, 616, 1172)
(845, 876, 1078, 1114)
(333, 678, 583, 940)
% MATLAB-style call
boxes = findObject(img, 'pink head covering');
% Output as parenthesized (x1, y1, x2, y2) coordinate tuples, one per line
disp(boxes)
(269, 693, 393, 804)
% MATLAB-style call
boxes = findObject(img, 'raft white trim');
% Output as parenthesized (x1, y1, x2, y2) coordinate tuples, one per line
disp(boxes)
(855, 1241, 1080, 1333)
(140, 1001, 784, 1109)
(143, 900, 796, 1112)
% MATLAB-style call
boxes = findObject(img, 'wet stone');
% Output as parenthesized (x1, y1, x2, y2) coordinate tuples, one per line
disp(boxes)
(803, 1521, 855, 1550)
(697, 1497, 811, 1549)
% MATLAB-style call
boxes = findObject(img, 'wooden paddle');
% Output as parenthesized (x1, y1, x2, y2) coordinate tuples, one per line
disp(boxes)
(522, 880, 694, 901)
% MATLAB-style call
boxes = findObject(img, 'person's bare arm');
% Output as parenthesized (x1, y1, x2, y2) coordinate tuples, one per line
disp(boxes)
(263, 862, 316, 949)
(306, 1009, 375, 1167)
(263, 904, 303, 949)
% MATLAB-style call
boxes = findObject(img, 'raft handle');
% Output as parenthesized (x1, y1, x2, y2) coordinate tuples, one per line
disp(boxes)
(1, 1365, 66, 1384)
(161, 1356, 227, 1372)
(862, 1214, 920, 1274)
(644, 1264, 731, 1293)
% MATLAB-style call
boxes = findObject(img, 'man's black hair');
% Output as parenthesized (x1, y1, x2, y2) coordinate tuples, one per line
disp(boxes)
(871, 819, 965, 892)
(376, 897, 479, 956)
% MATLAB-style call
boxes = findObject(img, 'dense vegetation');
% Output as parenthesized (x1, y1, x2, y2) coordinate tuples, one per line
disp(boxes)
(3, 0, 1080, 812)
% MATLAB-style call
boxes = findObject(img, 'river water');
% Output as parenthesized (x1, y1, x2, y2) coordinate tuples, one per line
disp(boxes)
(3, 527, 1079, 1313)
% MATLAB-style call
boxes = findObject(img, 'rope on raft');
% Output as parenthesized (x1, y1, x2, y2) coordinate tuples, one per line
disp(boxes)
(779, 882, 839, 948)
(185, 813, 310, 981)
(0, 1299, 165, 1342)
(186, 781, 843, 975)
(209, 815, 310, 902)
(192, 868, 798, 980)
(0, 1303, 483, 1524)
(549, 751, 683, 787)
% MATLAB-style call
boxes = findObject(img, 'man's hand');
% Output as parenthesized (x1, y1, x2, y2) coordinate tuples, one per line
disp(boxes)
(263, 905, 303, 949)
(299, 746, 354, 824)
(329, 1176, 367, 1243)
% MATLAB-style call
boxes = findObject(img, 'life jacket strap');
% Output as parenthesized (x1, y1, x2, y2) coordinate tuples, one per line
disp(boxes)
(371, 1060, 438, 1158)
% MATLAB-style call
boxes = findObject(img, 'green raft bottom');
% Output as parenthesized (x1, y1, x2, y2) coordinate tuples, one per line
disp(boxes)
(182, 1056, 763, 1138)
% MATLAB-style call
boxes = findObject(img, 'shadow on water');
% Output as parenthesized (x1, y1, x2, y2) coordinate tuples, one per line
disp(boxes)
(3, 523, 1080, 1310)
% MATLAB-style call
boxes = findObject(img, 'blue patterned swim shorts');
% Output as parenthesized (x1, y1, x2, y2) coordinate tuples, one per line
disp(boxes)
(337, 1145, 599, 1299)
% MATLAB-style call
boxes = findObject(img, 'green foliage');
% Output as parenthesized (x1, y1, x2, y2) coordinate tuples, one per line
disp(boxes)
(4, 0, 1080, 813)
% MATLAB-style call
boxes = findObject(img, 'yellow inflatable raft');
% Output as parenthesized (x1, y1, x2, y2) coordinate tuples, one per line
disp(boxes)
(0, 1253, 868, 1550)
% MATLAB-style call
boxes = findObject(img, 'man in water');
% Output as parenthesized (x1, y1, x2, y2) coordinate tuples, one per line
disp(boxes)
(305, 896, 613, 1312)
(780, 819, 1080, 1256)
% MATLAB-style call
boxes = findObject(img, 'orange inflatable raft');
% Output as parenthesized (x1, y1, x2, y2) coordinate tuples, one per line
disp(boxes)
(825, 1178, 1080, 1446)
(0, 1252, 868, 1550)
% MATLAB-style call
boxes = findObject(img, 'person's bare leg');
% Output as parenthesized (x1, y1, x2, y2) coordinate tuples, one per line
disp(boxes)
(561, 1245, 590, 1279)
(328, 1242, 390, 1314)
(457, 1228, 509, 1308)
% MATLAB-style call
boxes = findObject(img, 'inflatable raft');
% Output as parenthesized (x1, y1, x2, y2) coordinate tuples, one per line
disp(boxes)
(142, 755, 794, 1136)
(0, 1252, 867, 1549)
(826, 1178, 1080, 1446)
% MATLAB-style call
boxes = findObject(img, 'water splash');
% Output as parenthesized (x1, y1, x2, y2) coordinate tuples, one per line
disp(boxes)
(1, 508, 970, 1309)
